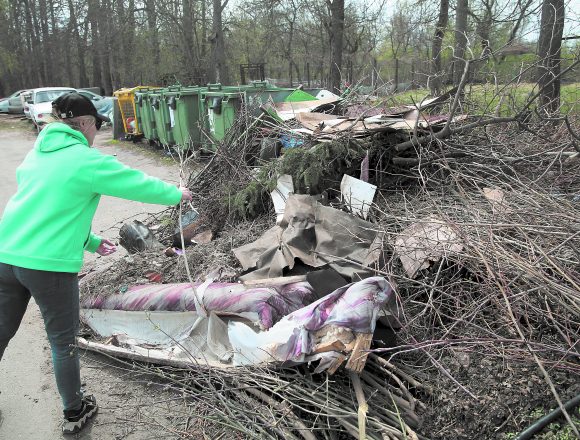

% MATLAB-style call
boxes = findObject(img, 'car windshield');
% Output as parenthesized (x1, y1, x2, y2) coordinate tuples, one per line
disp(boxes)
(7, 91, 21, 99)
(35, 90, 73, 104)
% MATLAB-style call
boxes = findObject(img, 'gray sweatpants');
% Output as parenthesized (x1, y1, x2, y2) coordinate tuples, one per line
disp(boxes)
(0, 262, 83, 412)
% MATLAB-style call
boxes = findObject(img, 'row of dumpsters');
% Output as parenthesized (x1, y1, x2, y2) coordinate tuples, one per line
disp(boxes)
(113, 82, 329, 152)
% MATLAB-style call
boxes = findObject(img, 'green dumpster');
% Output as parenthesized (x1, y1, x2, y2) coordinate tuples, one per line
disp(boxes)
(135, 91, 159, 143)
(202, 90, 244, 145)
(150, 90, 175, 146)
(166, 86, 206, 150)
(202, 82, 307, 110)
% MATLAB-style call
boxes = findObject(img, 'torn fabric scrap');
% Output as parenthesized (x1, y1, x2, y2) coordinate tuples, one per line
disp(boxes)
(82, 280, 314, 330)
(228, 276, 394, 368)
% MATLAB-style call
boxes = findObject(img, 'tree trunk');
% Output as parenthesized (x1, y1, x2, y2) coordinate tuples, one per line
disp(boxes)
(67, 0, 88, 86)
(145, 0, 160, 82)
(38, 0, 51, 84)
(430, 0, 449, 93)
(23, 0, 42, 86)
(88, 0, 102, 89)
(201, 0, 208, 59)
(183, 0, 197, 74)
(453, 0, 469, 85)
(49, 0, 61, 84)
(475, 0, 494, 48)
(126, 0, 135, 84)
(537, 0, 565, 114)
(29, 0, 45, 85)
(99, 0, 113, 95)
(209, 0, 229, 84)
(329, 0, 345, 94)
(115, 0, 127, 86)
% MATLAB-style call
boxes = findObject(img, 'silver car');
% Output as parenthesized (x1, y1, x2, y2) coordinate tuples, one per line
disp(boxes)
(0, 90, 26, 113)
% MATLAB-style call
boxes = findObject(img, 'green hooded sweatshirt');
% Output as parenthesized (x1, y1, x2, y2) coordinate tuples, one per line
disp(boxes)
(0, 122, 182, 273)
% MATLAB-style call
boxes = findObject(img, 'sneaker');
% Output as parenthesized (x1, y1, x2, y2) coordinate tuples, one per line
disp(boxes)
(62, 395, 98, 434)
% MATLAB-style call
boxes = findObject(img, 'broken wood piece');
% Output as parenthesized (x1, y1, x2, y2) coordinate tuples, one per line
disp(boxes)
(312, 325, 354, 354)
(242, 275, 307, 288)
(345, 333, 373, 373)
(312, 340, 346, 353)
(327, 354, 347, 375)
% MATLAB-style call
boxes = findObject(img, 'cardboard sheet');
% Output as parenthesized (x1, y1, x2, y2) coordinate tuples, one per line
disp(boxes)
(234, 195, 383, 281)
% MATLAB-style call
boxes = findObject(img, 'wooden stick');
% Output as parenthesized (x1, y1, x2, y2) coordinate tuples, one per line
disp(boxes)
(350, 372, 368, 440)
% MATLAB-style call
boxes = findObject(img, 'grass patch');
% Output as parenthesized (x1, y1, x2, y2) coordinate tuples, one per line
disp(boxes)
(385, 83, 579, 116)
(503, 407, 580, 440)
(0, 116, 33, 131)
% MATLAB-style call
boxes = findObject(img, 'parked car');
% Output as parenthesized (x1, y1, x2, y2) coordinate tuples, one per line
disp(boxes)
(20, 90, 33, 119)
(0, 90, 26, 113)
(7, 90, 30, 114)
(76, 89, 114, 120)
(27, 87, 76, 128)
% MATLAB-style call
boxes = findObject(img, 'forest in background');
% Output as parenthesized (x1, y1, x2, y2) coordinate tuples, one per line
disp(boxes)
(0, 0, 578, 102)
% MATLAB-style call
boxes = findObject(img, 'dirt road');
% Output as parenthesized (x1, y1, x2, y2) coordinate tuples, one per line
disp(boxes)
(0, 119, 187, 439)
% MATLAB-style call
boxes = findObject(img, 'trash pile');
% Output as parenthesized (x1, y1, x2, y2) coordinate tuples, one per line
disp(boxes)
(80, 87, 580, 439)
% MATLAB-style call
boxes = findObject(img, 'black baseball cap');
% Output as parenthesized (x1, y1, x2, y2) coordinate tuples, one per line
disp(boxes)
(52, 92, 110, 128)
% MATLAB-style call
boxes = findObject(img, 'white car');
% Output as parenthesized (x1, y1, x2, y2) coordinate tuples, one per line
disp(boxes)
(26, 87, 76, 129)
(21, 90, 33, 119)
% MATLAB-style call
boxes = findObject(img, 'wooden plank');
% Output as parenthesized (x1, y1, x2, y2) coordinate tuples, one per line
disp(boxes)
(345, 333, 373, 373)
(242, 275, 307, 288)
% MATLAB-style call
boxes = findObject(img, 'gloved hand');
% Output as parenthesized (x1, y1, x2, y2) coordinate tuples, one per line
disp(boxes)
(96, 238, 117, 256)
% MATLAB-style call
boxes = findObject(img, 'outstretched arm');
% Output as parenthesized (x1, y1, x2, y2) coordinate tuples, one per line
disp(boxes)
(91, 155, 183, 205)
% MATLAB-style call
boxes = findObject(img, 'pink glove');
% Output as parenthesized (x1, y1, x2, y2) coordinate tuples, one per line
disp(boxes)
(96, 238, 117, 256)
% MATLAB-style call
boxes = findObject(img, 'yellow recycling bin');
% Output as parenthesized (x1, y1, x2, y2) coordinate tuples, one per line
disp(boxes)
(113, 86, 159, 136)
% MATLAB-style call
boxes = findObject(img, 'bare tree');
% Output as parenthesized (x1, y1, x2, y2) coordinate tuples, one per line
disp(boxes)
(505, 0, 536, 47)
(454, 0, 469, 84)
(209, 0, 230, 84)
(328, 0, 345, 93)
(145, 0, 161, 82)
(536, 0, 565, 114)
(87, 0, 102, 89)
(431, 0, 449, 93)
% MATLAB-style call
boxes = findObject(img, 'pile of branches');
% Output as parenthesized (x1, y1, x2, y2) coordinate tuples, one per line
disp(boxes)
(81, 74, 579, 439)
(369, 117, 579, 438)
(94, 350, 428, 440)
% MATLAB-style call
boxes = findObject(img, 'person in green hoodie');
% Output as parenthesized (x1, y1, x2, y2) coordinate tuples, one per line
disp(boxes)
(0, 92, 192, 434)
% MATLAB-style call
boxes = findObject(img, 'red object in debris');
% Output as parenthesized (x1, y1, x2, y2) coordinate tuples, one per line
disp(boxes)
(144, 270, 163, 283)
(126, 117, 136, 131)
